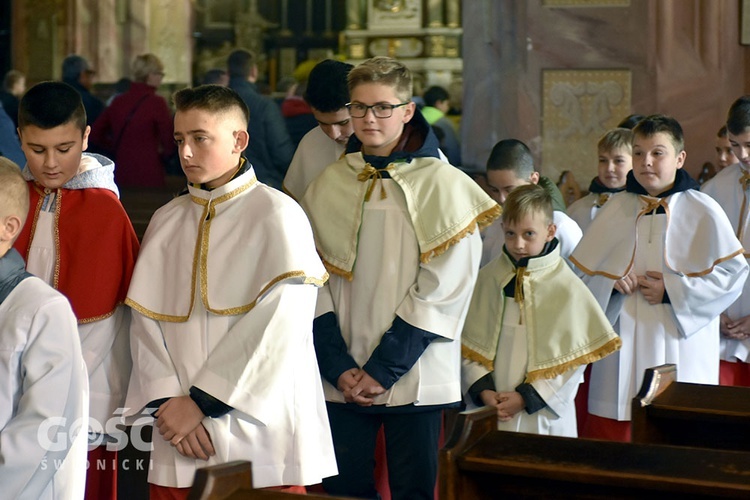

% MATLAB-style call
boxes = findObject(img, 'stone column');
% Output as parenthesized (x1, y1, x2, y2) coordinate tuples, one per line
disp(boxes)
(346, 0, 364, 29)
(148, 0, 192, 85)
(427, 0, 444, 28)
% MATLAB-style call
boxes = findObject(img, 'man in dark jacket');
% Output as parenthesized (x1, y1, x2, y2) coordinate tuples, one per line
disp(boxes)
(62, 55, 105, 127)
(227, 49, 294, 189)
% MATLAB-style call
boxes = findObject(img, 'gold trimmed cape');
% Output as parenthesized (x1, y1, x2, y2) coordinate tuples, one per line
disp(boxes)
(570, 190, 745, 280)
(461, 246, 620, 383)
(126, 169, 328, 322)
(300, 153, 501, 280)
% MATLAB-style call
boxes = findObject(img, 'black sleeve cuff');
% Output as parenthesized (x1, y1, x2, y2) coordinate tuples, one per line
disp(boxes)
(467, 373, 496, 407)
(145, 398, 170, 415)
(515, 383, 547, 415)
(362, 316, 440, 390)
(313, 312, 359, 386)
(189, 387, 234, 418)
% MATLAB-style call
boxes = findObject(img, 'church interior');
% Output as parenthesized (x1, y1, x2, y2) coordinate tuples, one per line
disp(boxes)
(2, 1, 750, 498)
(3, 0, 748, 191)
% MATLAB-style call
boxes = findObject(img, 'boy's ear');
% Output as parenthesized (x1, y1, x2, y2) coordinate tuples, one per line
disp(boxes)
(529, 171, 540, 184)
(82, 125, 91, 152)
(401, 101, 416, 123)
(676, 149, 686, 169)
(546, 222, 557, 242)
(0, 215, 23, 243)
(233, 129, 250, 153)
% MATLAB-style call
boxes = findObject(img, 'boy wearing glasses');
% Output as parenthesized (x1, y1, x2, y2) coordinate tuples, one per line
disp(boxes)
(300, 56, 499, 500)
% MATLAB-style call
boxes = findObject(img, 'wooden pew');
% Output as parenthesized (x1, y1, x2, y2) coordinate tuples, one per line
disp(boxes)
(632, 363, 750, 452)
(187, 460, 357, 500)
(439, 406, 750, 499)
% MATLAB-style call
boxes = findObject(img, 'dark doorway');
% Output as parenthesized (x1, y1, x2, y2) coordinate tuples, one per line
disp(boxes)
(0, 0, 10, 78)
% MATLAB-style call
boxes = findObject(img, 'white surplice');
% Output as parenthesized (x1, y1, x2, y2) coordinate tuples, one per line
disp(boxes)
(0, 277, 89, 500)
(25, 200, 131, 430)
(571, 190, 748, 420)
(462, 297, 585, 437)
(316, 179, 482, 406)
(124, 168, 337, 488)
(283, 126, 345, 201)
(701, 163, 750, 363)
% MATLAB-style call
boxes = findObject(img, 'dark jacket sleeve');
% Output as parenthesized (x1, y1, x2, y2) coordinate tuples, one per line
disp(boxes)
(189, 386, 234, 418)
(362, 316, 440, 390)
(515, 383, 547, 414)
(467, 372, 496, 407)
(313, 311, 359, 386)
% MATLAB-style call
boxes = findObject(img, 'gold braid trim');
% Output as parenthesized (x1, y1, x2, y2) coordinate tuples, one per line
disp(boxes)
(77, 302, 124, 324)
(681, 248, 745, 278)
(420, 204, 502, 264)
(461, 344, 495, 371)
(523, 336, 622, 384)
(125, 297, 190, 323)
(322, 259, 354, 282)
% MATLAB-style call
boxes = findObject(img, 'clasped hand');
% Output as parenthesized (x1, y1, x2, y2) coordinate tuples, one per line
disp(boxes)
(155, 395, 215, 460)
(480, 390, 525, 421)
(614, 270, 665, 304)
(337, 368, 386, 406)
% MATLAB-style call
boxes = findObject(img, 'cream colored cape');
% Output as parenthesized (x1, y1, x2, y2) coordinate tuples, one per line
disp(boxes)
(462, 245, 620, 383)
(126, 168, 328, 320)
(570, 190, 744, 280)
(300, 153, 500, 280)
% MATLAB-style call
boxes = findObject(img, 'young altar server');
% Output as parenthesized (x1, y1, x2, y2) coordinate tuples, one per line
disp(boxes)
(570, 114, 749, 441)
(283, 59, 354, 200)
(15, 81, 140, 500)
(567, 128, 633, 233)
(461, 184, 620, 437)
(123, 85, 337, 498)
(481, 139, 582, 266)
(300, 56, 499, 500)
(0, 157, 89, 500)
(701, 96, 750, 386)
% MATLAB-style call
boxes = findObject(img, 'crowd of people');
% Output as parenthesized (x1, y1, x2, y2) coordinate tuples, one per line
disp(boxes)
(0, 50, 749, 500)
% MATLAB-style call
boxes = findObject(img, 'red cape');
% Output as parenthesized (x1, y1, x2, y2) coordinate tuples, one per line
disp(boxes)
(14, 182, 140, 322)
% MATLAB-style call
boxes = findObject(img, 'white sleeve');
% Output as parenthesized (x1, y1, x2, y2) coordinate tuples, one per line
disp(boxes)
(396, 231, 482, 340)
(553, 211, 583, 259)
(0, 296, 88, 500)
(530, 365, 585, 418)
(78, 305, 132, 426)
(124, 311, 183, 418)
(461, 357, 491, 395)
(664, 253, 749, 338)
(192, 280, 319, 426)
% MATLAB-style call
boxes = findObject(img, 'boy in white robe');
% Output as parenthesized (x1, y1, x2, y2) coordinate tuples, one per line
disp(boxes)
(15, 81, 139, 500)
(481, 139, 582, 266)
(0, 157, 89, 500)
(282, 59, 354, 201)
(462, 184, 620, 437)
(570, 114, 749, 441)
(123, 85, 337, 498)
(568, 128, 633, 234)
(701, 96, 750, 386)
(301, 56, 500, 500)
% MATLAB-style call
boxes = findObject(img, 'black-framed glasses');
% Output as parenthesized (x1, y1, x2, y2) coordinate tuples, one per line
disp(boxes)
(346, 101, 410, 118)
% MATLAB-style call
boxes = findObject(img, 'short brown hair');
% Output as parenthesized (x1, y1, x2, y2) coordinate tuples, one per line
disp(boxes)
(0, 157, 29, 227)
(18, 81, 87, 133)
(173, 84, 249, 124)
(598, 128, 633, 155)
(347, 56, 412, 102)
(502, 184, 553, 226)
(632, 114, 684, 153)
